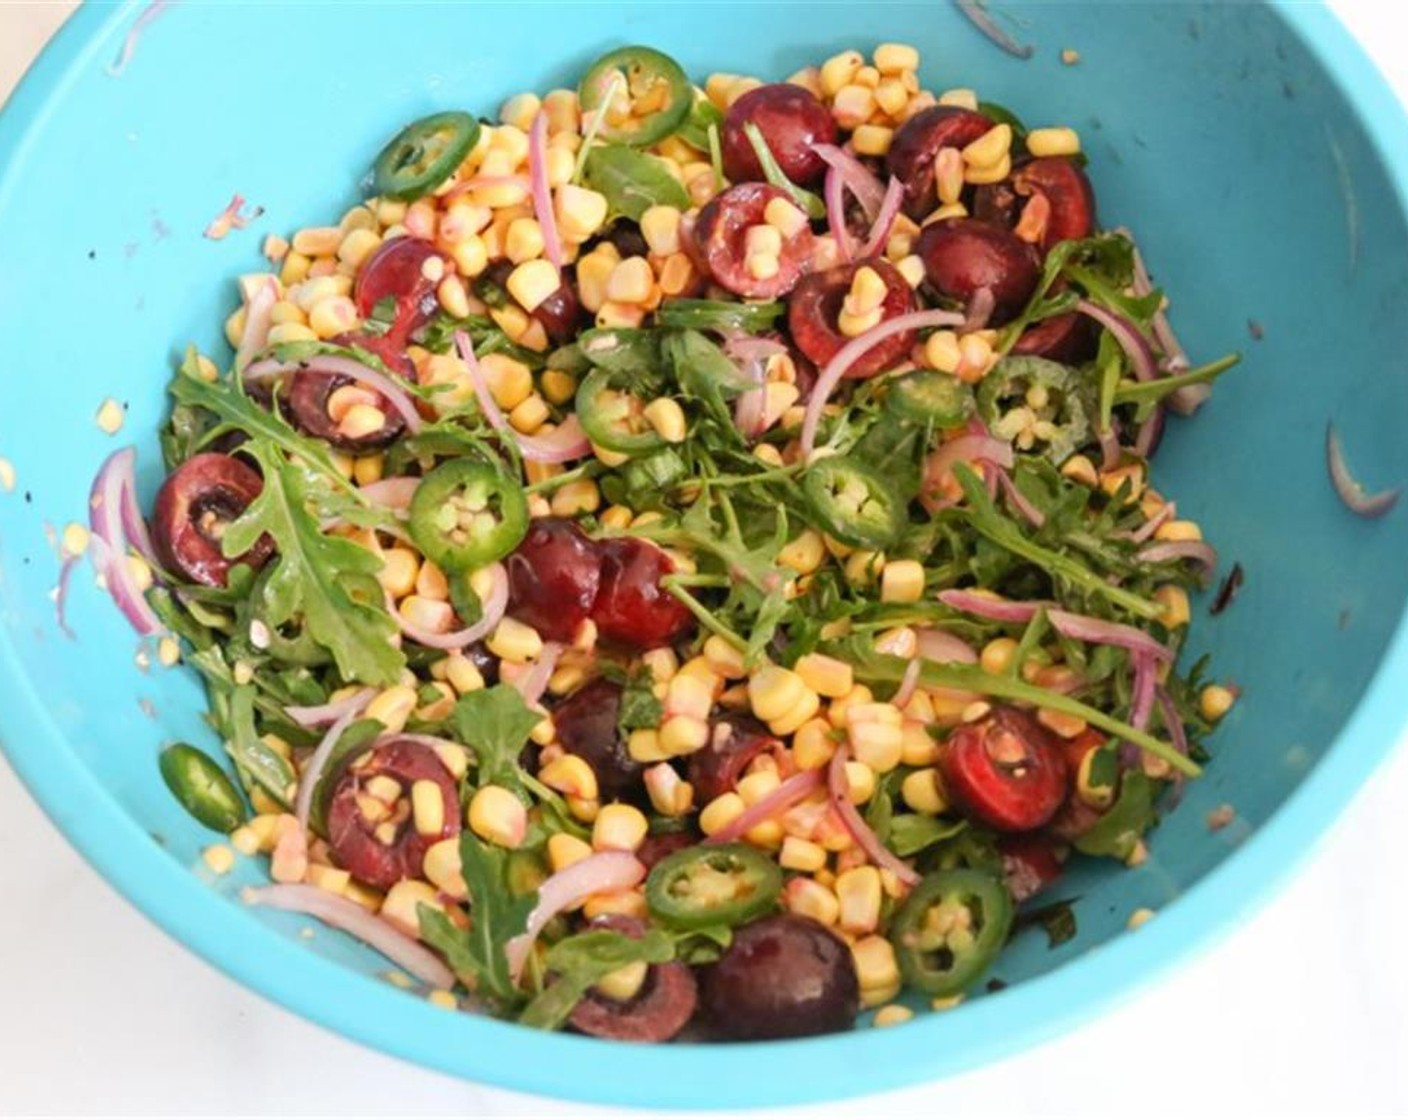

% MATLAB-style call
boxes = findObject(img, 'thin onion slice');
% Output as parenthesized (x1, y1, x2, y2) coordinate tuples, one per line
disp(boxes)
(235, 277, 279, 373)
(1126, 500, 1176, 545)
(505, 852, 647, 982)
(824, 167, 855, 262)
(1136, 539, 1219, 580)
(801, 308, 965, 454)
(706, 770, 825, 845)
(859, 176, 905, 259)
(457, 331, 591, 463)
(106, 0, 171, 78)
(286, 686, 378, 730)
(204, 194, 262, 241)
(507, 641, 564, 708)
(890, 657, 924, 709)
(961, 286, 997, 335)
(1075, 300, 1157, 383)
(528, 111, 564, 271)
(89, 447, 165, 637)
(244, 884, 454, 990)
(357, 476, 420, 512)
(921, 433, 1014, 508)
(387, 561, 509, 651)
(937, 589, 1172, 662)
(827, 746, 921, 886)
(954, 0, 1035, 59)
(811, 144, 885, 221)
(1326, 420, 1400, 519)
(732, 350, 769, 440)
(914, 627, 977, 665)
(54, 554, 80, 639)
(294, 692, 375, 830)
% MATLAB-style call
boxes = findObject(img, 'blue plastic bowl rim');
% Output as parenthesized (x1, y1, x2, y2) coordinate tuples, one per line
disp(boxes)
(1, 1, 1406, 1109)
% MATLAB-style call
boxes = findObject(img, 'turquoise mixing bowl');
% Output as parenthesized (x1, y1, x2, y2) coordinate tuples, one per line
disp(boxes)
(2, 1, 1407, 1107)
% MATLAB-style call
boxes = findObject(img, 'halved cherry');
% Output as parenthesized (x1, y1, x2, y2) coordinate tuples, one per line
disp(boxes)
(505, 517, 602, 644)
(592, 537, 693, 649)
(886, 106, 994, 218)
(914, 218, 1041, 325)
(152, 453, 272, 588)
(998, 834, 1065, 903)
(721, 84, 838, 187)
(688, 718, 780, 804)
(636, 827, 701, 870)
(1012, 311, 1095, 363)
(352, 237, 445, 342)
(940, 706, 1069, 832)
(1012, 158, 1096, 252)
(567, 916, 699, 1042)
(693, 183, 816, 299)
(285, 370, 407, 452)
(325, 738, 460, 890)
(787, 257, 916, 379)
(552, 678, 643, 802)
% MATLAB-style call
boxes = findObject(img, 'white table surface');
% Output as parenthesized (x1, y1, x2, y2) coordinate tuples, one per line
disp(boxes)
(2, 3, 1407, 1117)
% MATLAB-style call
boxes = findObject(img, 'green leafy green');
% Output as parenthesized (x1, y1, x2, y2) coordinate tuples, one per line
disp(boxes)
(582, 144, 690, 220)
(1014, 898, 1079, 949)
(518, 928, 674, 1030)
(225, 682, 296, 808)
(677, 96, 724, 151)
(742, 121, 825, 219)
(418, 833, 537, 1007)
(617, 666, 664, 735)
(1073, 771, 1157, 859)
(220, 442, 405, 686)
(889, 814, 969, 858)
(451, 685, 542, 798)
(308, 717, 384, 835)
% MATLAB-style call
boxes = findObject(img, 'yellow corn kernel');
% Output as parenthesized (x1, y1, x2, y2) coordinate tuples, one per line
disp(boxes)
(380, 880, 442, 938)
(836, 866, 883, 933)
(843, 550, 884, 587)
(371, 549, 418, 601)
(748, 665, 807, 723)
(699, 792, 746, 837)
(657, 252, 698, 297)
(698, 635, 744, 680)
(768, 687, 822, 738)
(201, 844, 235, 875)
(938, 87, 979, 111)
(851, 123, 895, 157)
(760, 197, 808, 240)
(398, 594, 454, 636)
(633, 397, 687, 445)
(292, 226, 342, 257)
(879, 559, 925, 605)
(351, 451, 385, 486)
(1154, 585, 1191, 629)
(449, 233, 489, 278)
(736, 769, 781, 808)
(785, 877, 841, 926)
(779, 836, 828, 873)
(602, 256, 653, 305)
(827, 683, 875, 729)
(791, 653, 853, 700)
(497, 216, 542, 265)
(627, 728, 669, 764)
(644, 763, 694, 817)
(793, 718, 837, 772)
(533, 370, 574, 411)
(874, 42, 920, 74)
(976, 638, 1022, 679)
(853, 935, 901, 1006)
(901, 768, 948, 815)
(848, 706, 905, 773)
(777, 530, 827, 575)
(820, 49, 864, 96)
(539, 754, 599, 802)
(844, 760, 876, 804)
(1200, 684, 1238, 721)
(497, 91, 542, 132)
(965, 153, 1012, 186)
(410, 779, 447, 837)
(505, 259, 561, 313)
(575, 246, 619, 313)
(874, 1004, 914, 1028)
(268, 299, 306, 327)
(278, 249, 312, 286)
(639, 205, 683, 256)
(922, 329, 962, 375)
(545, 477, 597, 518)
(443, 654, 486, 696)
(304, 864, 351, 896)
(1027, 126, 1082, 158)
(422, 838, 468, 899)
(1056, 453, 1099, 489)
(547, 832, 594, 874)
(582, 888, 648, 922)
(364, 684, 418, 736)
(659, 715, 710, 757)
(486, 618, 543, 666)
(542, 87, 580, 135)
(556, 184, 609, 242)
(468, 785, 527, 848)
(666, 673, 714, 721)
(743, 224, 784, 260)
(337, 228, 382, 271)
(592, 803, 649, 853)
(1154, 519, 1203, 544)
(831, 83, 876, 130)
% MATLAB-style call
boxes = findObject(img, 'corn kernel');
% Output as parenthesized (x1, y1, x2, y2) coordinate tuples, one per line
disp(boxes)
(337, 227, 382, 271)
(779, 836, 828, 873)
(591, 803, 649, 853)
(643, 763, 694, 817)
(901, 768, 948, 815)
(486, 617, 543, 664)
(556, 184, 609, 242)
(364, 684, 417, 735)
(292, 226, 342, 257)
(1027, 126, 1082, 158)
(793, 718, 838, 771)
(777, 530, 826, 575)
(851, 123, 895, 157)
(875, 559, 924, 605)
(1154, 585, 1191, 629)
(639, 205, 683, 256)
(874, 1004, 914, 1027)
(202, 844, 235, 875)
(95, 397, 126, 435)
(582, 888, 648, 921)
(759, 197, 807, 241)
(380, 880, 442, 938)
(785, 877, 841, 925)
(836, 866, 883, 933)
(767, 687, 821, 737)
(831, 84, 876, 129)
(820, 50, 864, 97)
(873, 76, 909, 118)
(748, 665, 807, 723)
(548, 832, 594, 873)
(789, 653, 851, 700)
(627, 728, 669, 764)
(853, 934, 901, 1006)
(438, 654, 483, 697)
(938, 87, 979, 111)
(848, 706, 905, 773)
(699, 792, 746, 837)
(407, 779, 445, 837)
(844, 760, 876, 804)
(468, 785, 527, 848)
(1200, 684, 1238, 721)
(874, 43, 920, 74)
(657, 252, 698, 297)
(659, 715, 710, 757)
(503, 258, 560, 313)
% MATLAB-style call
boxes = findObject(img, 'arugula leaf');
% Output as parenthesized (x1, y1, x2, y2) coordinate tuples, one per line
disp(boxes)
(677, 96, 725, 151)
(225, 682, 296, 808)
(670, 923, 733, 965)
(888, 813, 968, 857)
(308, 717, 384, 834)
(617, 666, 664, 735)
(451, 685, 541, 798)
(1073, 770, 1157, 859)
(419, 833, 536, 1007)
(1111, 352, 1241, 412)
(168, 348, 354, 493)
(742, 122, 826, 219)
(221, 442, 405, 686)
(582, 144, 690, 220)
(517, 928, 674, 1030)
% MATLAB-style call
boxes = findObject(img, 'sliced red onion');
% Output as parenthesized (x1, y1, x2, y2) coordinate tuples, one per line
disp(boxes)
(1075, 300, 1157, 383)
(387, 561, 509, 650)
(118, 480, 159, 569)
(995, 466, 1045, 527)
(722, 335, 788, 363)
(914, 627, 978, 665)
(204, 194, 261, 241)
(706, 770, 825, 845)
(1136, 539, 1219, 580)
(509, 641, 563, 708)
(1134, 405, 1165, 461)
(1126, 500, 1176, 545)
(811, 144, 885, 220)
(922, 434, 1015, 503)
(890, 658, 924, 709)
(1129, 653, 1157, 733)
(937, 589, 1173, 663)
(955, 0, 1035, 58)
(457, 331, 591, 463)
(247, 354, 423, 434)
(802, 308, 965, 455)
(527, 112, 564, 272)
(89, 447, 165, 637)
(1326, 420, 1400, 519)
(860, 177, 905, 260)
(245, 884, 454, 990)
(824, 167, 855, 262)
(294, 693, 375, 830)
(286, 686, 378, 730)
(937, 588, 1042, 625)
(357, 476, 420, 512)
(54, 554, 80, 639)
(960, 286, 997, 335)
(235, 276, 279, 373)
(731, 348, 769, 440)
(505, 852, 647, 982)
(826, 746, 920, 886)
(106, 0, 171, 78)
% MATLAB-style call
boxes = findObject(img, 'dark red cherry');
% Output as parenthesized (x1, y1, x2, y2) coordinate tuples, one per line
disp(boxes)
(787, 256, 916, 379)
(914, 218, 1041, 325)
(886, 106, 993, 218)
(505, 517, 602, 644)
(721, 83, 838, 187)
(152, 453, 272, 588)
(940, 706, 1069, 832)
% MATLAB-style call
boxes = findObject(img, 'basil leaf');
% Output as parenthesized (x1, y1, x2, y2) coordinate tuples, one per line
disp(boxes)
(582, 144, 689, 221)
